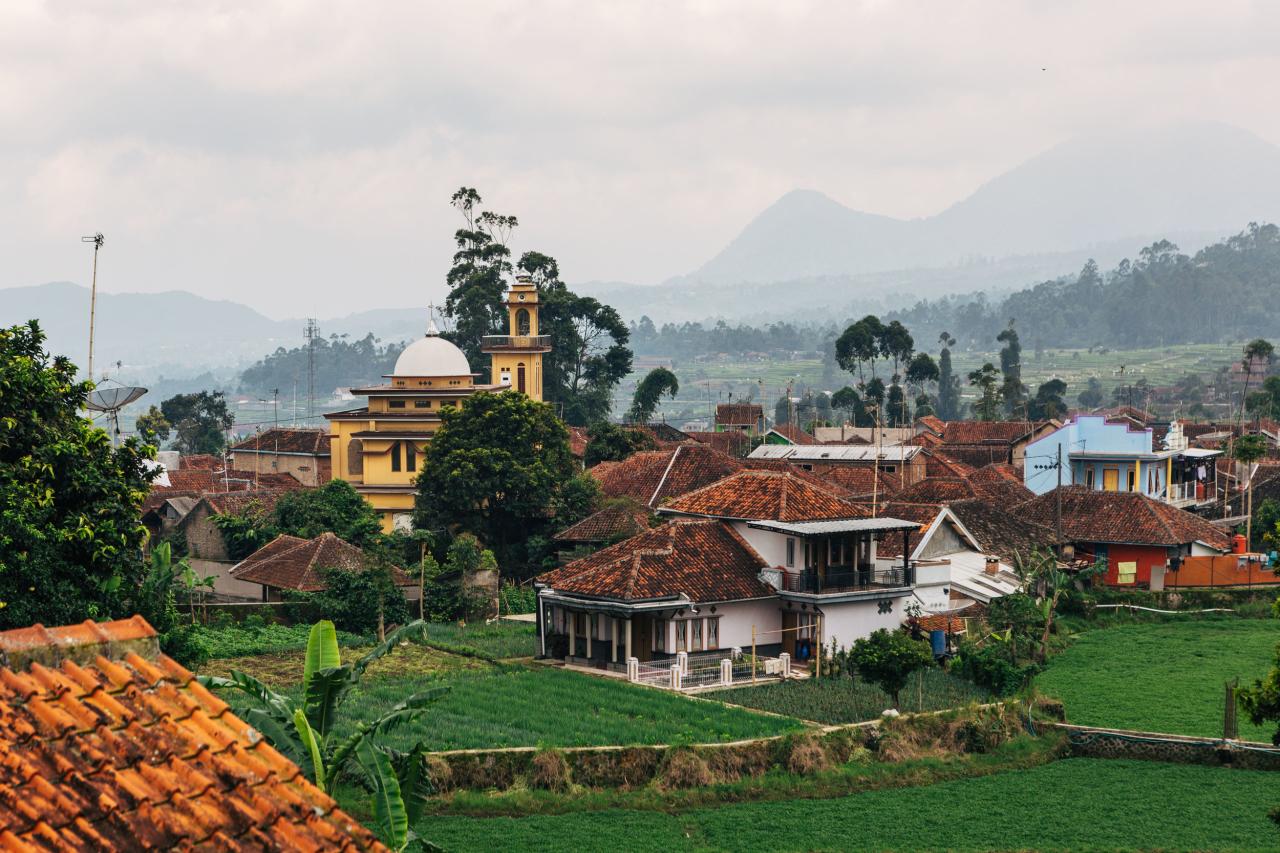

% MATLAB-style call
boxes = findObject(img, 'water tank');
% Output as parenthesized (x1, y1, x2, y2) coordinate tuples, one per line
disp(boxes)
(1234, 534, 1247, 554)
(930, 630, 946, 657)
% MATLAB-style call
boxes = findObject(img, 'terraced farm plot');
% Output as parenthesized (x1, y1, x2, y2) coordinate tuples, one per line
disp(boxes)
(1036, 619, 1279, 739)
(425, 759, 1280, 852)
(713, 669, 989, 724)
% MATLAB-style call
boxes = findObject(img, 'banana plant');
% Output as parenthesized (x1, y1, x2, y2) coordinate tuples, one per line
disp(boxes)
(198, 619, 446, 850)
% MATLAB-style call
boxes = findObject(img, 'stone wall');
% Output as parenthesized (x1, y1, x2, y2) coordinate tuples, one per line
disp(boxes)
(1054, 723, 1280, 771)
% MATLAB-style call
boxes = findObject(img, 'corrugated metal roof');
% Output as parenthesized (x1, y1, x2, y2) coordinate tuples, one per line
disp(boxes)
(746, 517, 919, 535)
(747, 444, 921, 462)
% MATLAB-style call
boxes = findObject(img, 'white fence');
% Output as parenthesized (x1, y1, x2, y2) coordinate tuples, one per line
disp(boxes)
(627, 650, 791, 691)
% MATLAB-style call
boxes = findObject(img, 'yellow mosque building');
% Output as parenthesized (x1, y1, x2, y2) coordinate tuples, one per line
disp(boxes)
(326, 275, 551, 531)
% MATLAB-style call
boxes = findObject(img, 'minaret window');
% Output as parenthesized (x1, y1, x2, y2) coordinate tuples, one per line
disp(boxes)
(517, 363, 526, 394)
(391, 441, 402, 472)
(405, 441, 417, 472)
(515, 308, 531, 336)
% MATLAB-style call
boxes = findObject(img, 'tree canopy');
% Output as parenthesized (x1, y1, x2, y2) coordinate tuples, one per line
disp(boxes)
(159, 391, 236, 454)
(627, 367, 680, 423)
(0, 321, 157, 628)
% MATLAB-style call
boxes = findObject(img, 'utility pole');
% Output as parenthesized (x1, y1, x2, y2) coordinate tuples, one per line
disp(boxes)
(81, 233, 104, 381)
(1055, 442, 1063, 554)
(272, 389, 280, 472)
(304, 318, 319, 420)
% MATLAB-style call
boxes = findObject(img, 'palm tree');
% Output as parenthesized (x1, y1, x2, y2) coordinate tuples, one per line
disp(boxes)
(199, 620, 445, 851)
(1234, 434, 1269, 548)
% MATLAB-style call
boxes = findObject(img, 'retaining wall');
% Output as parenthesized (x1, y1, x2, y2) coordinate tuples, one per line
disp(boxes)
(1053, 723, 1280, 770)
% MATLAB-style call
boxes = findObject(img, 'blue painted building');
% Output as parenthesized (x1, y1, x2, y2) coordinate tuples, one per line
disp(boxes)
(1024, 416, 1219, 507)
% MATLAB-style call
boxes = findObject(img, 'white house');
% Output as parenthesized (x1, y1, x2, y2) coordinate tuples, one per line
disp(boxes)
(535, 470, 919, 670)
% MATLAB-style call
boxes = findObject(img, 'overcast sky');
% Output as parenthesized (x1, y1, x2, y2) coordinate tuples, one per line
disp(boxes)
(2, 1, 1279, 318)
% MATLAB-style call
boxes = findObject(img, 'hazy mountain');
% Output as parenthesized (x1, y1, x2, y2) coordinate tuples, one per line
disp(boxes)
(692, 121, 1280, 284)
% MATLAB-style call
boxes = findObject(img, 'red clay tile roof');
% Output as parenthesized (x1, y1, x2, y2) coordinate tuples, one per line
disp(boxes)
(634, 423, 692, 445)
(0, 616, 385, 851)
(852, 502, 945, 557)
(915, 415, 946, 435)
(714, 403, 763, 427)
(539, 518, 773, 603)
(922, 449, 977, 478)
(892, 476, 1033, 506)
(660, 469, 869, 522)
(566, 426, 590, 458)
(968, 462, 1024, 485)
(176, 453, 221, 469)
(232, 532, 414, 591)
(554, 502, 652, 543)
(1017, 486, 1233, 550)
(741, 459, 858, 497)
(940, 420, 1039, 445)
(946, 499, 1055, 560)
(915, 613, 968, 633)
(153, 468, 304, 496)
(590, 444, 744, 508)
(204, 489, 290, 517)
(685, 430, 751, 457)
(798, 466, 900, 498)
(230, 428, 329, 455)
(767, 425, 820, 445)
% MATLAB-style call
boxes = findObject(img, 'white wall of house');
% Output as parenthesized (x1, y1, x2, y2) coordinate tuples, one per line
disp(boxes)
(822, 597, 908, 649)
(732, 522, 791, 568)
(910, 560, 954, 612)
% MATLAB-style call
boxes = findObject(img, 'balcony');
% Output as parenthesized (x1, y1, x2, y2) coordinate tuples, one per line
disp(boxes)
(781, 565, 913, 595)
(481, 334, 552, 352)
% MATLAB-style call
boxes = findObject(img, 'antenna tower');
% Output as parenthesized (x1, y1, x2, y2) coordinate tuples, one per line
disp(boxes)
(303, 318, 319, 419)
(81, 233, 104, 381)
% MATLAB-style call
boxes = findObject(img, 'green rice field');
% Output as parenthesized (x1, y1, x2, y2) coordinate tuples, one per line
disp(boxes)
(1035, 619, 1279, 740)
(713, 669, 990, 724)
(425, 758, 1280, 852)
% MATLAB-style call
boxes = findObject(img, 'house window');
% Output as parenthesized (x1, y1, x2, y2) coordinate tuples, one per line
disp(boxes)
(517, 363, 527, 394)
(675, 620, 688, 652)
(389, 400, 406, 409)
(1117, 561, 1137, 584)
(1127, 470, 1136, 492)
(706, 617, 720, 649)
(415, 400, 431, 409)
(691, 618, 703, 651)
(884, 465, 896, 473)
(786, 538, 795, 567)
(390, 441, 402, 472)
(653, 619, 666, 653)
(347, 439, 364, 476)
(405, 441, 417, 472)
(1085, 468, 1095, 489)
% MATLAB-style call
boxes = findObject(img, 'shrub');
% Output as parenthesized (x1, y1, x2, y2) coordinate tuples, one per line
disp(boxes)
(659, 748, 713, 789)
(529, 748, 571, 791)
(954, 641, 1041, 697)
(424, 754, 454, 793)
(849, 629, 935, 707)
(162, 623, 211, 668)
(784, 732, 829, 775)
(301, 564, 410, 635)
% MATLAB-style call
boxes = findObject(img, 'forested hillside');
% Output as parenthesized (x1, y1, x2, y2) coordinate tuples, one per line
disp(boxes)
(889, 223, 1280, 350)
(238, 334, 403, 396)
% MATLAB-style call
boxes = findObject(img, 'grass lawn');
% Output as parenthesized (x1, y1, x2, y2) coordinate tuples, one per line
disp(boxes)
(1035, 619, 1279, 740)
(202, 643, 493, 686)
(420, 620, 537, 659)
(423, 758, 1280, 852)
(351, 667, 804, 751)
(713, 669, 990, 724)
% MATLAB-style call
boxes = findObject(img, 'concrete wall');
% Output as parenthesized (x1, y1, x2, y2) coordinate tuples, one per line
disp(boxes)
(821, 595, 907, 649)
(1025, 416, 1159, 495)
(230, 451, 328, 487)
(732, 522, 790, 568)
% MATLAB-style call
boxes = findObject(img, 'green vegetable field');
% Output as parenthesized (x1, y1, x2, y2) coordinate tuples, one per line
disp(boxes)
(713, 669, 989, 724)
(425, 758, 1280, 851)
(1036, 619, 1279, 740)
(299, 667, 803, 751)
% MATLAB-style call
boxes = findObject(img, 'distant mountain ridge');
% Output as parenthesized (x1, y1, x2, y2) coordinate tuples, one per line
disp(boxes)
(691, 121, 1280, 284)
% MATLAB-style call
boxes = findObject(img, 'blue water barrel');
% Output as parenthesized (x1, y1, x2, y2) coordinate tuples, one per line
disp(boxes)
(930, 630, 946, 657)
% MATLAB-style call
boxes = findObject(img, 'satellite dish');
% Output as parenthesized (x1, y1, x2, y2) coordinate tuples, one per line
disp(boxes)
(84, 381, 147, 446)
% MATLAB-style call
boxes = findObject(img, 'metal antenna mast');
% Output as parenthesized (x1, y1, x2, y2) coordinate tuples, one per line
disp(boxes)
(303, 318, 319, 419)
(81, 233, 104, 381)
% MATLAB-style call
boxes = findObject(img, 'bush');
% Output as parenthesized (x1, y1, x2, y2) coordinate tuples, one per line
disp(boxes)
(659, 748, 713, 789)
(530, 748, 571, 791)
(161, 623, 211, 668)
(954, 642, 1041, 697)
(300, 565, 410, 635)
(849, 629, 935, 707)
(784, 732, 829, 775)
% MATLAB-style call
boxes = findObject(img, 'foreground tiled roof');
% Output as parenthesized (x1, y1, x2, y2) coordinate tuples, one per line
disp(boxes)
(554, 502, 651, 543)
(230, 428, 328, 455)
(539, 518, 773, 603)
(854, 502, 945, 558)
(0, 616, 385, 851)
(660, 469, 869, 522)
(946, 499, 1055, 560)
(232, 532, 414, 591)
(589, 444, 743, 507)
(1017, 486, 1233, 549)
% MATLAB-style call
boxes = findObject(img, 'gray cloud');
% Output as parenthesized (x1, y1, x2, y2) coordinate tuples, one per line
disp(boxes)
(1, 0, 1278, 317)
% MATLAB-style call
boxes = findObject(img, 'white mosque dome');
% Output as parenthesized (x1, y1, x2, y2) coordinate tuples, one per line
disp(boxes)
(392, 330, 473, 377)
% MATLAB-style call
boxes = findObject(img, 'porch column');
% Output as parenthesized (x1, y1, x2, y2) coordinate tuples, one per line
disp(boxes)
(586, 615, 593, 659)
(567, 611, 575, 660)
(625, 618, 633, 660)
(611, 618, 619, 663)
(537, 595, 546, 658)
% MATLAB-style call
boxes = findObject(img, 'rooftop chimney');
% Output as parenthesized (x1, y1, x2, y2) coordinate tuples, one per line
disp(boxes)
(984, 556, 1000, 576)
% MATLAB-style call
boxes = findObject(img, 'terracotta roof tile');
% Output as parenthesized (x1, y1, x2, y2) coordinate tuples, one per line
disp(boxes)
(766, 425, 820, 445)
(946, 499, 1056, 560)
(566, 426, 590, 458)
(590, 444, 743, 508)
(230, 428, 329, 455)
(915, 415, 946, 435)
(714, 403, 763, 427)
(0, 616, 385, 851)
(892, 476, 1034, 506)
(661, 469, 868, 522)
(968, 462, 1024, 485)
(1017, 486, 1232, 550)
(685, 431, 751, 457)
(922, 449, 977, 478)
(796, 466, 899, 498)
(554, 502, 651, 543)
(940, 420, 1039, 445)
(232, 532, 414, 592)
(539, 518, 772, 603)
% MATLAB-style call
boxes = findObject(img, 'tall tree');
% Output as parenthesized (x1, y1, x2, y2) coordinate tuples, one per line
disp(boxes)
(413, 391, 578, 576)
(627, 367, 679, 423)
(160, 391, 235, 454)
(1237, 339, 1275, 428)
(1076, 376, 1104, 410)
(518, 252, 633, 425)
(996, 321, 1027, 418)
(936, 333, 960, 420)
(583, 422, 656, 467)
(878, 320, 914, 426)
(135, 405, 171, 445)
(905, 352, 939, 421)
(273, 479, 382, 546)
(835, 315, 886, 389)
(443, 187, 518, 366)
(831, 386, 864, 426)
(0, 321, 157, 629)
(968, 363, 1003, 421)
(1234, 434, 1268, 548)
(1028, 379, 1069, 420)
